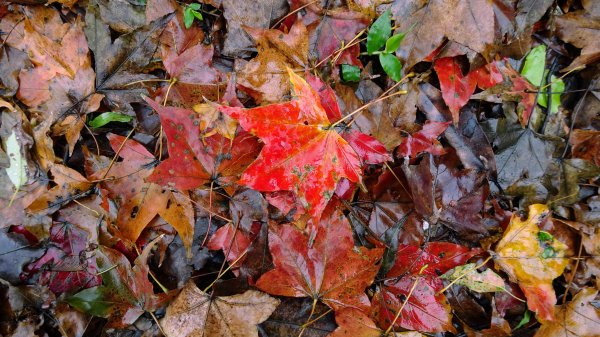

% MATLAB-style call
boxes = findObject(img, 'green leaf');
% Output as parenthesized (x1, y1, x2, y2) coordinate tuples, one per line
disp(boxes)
(541, 246, 556, 259)
(538, 231, 554, 242)
(192, 10, 203, 21)
(88, 112, 134, 128)
(441, 264, 505, 293)
(4, 131, 27, 189)
(379, 53, 402, 81)
(184, 8, 194, 29)
(341, 64, 360, 82)
(67, 286, 114, 317)
(521, 45, 546, 86)
(384, 33, 405, 53)
(367, 10, 391, 54)
(538, 75, 564, 114)
(515, 310, 531, 329)
(188, 2, 201, 10)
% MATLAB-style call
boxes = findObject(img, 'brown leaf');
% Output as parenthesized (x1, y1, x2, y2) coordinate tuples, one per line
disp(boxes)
(394, 0, 496, 69)
(535, 288, 600, 337)
(161, 281, 279, 337)
(237, 21, 308, 104)
(556, 10, 600, 72)
(221, 0, 288, 57)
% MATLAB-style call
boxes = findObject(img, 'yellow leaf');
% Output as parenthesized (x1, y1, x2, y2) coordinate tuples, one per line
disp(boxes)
(494, 204, 568, 321)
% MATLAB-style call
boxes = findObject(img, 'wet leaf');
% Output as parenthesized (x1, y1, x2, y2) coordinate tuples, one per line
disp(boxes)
(255, 202, 383, 312)
(88, 112, 134, 128)
(161, 281, 279, 337)
(67, 240, 174, 327)
(379, 53, 403, 81)
(396, 121, 450, 158)
(331, 308, 423, 337)
(218, 70, 363, 225)
(555, 10, 600, 72)
(535, 287, 600, 336)
(341, 64, 361, 82)
(434, 57, 476, 123)
(367, 10, 391, 54)
(521, 45, 546, 86)
(441, 264, 505, 293)
(494, 204, 569, 321)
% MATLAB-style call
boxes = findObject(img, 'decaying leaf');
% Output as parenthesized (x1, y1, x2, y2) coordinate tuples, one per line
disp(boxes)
(535, 287, 600, 337)
(494, 204, 569, 321)
(161, 280, 279, 337)
(441, 263, 505, 293)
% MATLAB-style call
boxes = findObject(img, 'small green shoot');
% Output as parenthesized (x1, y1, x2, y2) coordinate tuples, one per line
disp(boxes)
(365, 9, 406, 81)
(184, 3, 203, 29)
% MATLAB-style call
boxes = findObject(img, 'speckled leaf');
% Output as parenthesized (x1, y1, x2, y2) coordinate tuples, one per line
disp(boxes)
(218, 70, 362, 225)
(441, 264, 505, 293)
(494, 204, 569, 321)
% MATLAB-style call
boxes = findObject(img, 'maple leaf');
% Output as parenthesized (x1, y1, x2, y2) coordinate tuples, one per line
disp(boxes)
(255, 202, 383, 312)
(206, 222, 260, 276)
(494, 204, 569, 321)
(218, 70, 363, 225)
(306, 73, 391, 165)
(90, 134, 194, 255)
(146, 98, 260, 193)
(67, 239, 174, 328)
(372, 242, 481, 333)
(331, 308, 424, 337)
(396, 121, 450, 158)
(534, 287, 600, 337)
(160, 280, 279, 337)
(433, 57, 476, 124)
(237, 21, 308, 104)
(23, 221, 101, 295)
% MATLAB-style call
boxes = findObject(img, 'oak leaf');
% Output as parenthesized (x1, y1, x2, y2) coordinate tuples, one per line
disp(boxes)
(161, 280, 279, 337)
(494, 204, 569, 321)
(255, 202, 383, 312)
(218, 70, 363, 225)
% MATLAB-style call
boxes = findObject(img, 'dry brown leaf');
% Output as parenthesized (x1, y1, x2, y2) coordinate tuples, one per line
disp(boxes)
(161, 281, 279, 337)
(534, 288, 600, 337)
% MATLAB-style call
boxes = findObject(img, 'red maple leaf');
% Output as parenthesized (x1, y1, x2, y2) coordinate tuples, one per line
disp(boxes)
(434, 57, 477, 123)
(396, 121, 451, 158)
(372, 242, 481, 333)
(218, 69, 363, 224)
(145, 98, 260, 193)
(255, 201, 383, 312)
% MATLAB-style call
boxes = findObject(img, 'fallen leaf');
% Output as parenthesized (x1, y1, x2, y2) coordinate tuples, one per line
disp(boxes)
(90, 134, 195, 255)
(494, 204, 569, 321)
(146, 98, 260, 193)
(218, 70, 363, 225)
(393, 0, 497, 69)
(221, 0, 288, 57)
(256, 201, 383, 312)
(331, 308, 424, 337)
(84, 5, 173, 115)
(534, 287, 600, 337)
(555, 10, 600, 72)
(396, 121, 450, 158)
(372, 242, 480, 333)
(237, 21, 308, 104)
(161, 280, 279, 337)
(434, 57, 476, 123)
(67, 239, 173, 327)
(23, 221, 101, 295)
(570, 129, 600, 166)
(441, 263, 505, 293)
